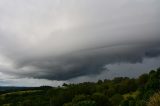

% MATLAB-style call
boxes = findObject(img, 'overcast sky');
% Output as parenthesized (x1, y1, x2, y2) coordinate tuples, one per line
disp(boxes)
(0, 0, 160, 86)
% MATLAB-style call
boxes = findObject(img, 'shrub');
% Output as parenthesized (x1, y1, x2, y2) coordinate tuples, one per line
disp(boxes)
(147, 91, 160, 106)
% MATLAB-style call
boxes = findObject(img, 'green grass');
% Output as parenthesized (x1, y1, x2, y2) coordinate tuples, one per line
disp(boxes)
(123, 90, 140, 100)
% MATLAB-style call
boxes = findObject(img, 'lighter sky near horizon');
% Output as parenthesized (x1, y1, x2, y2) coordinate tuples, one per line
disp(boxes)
(0, 0, 160, 86)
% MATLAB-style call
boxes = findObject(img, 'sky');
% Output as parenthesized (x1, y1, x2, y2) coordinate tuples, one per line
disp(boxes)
(0, 0, 160, 86)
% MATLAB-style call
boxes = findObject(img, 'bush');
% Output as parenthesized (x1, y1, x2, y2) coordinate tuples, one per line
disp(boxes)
(147, 91, 160, 106)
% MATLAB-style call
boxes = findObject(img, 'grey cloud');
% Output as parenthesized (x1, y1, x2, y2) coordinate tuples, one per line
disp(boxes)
(7, 43, 160, 80)
(145, 48, 160, 57)
(0, 0, 160, 81)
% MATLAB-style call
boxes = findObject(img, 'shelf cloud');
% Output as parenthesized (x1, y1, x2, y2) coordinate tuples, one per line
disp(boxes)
(0, 0, 160, 85)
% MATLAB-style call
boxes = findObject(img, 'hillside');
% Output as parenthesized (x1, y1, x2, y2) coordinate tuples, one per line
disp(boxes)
(0, 68, 160, 106)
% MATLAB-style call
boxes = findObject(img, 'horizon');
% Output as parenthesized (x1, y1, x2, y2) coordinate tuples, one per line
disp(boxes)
(0, 67, 159, 87)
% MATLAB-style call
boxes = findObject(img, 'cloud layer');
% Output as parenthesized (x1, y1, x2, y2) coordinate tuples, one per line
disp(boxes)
(0, 0, 160, 84)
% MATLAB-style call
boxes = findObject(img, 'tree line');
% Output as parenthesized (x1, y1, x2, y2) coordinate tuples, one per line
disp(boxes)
(0, 68, 160, 106)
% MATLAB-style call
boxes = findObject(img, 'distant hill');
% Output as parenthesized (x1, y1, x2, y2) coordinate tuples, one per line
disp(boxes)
(0, 86, 33, 91)
(0, 86, 52, 91)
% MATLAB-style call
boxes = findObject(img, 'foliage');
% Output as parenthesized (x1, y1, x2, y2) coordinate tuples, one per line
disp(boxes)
(0, 68, 159, 106)
(147, 91, 160, 106)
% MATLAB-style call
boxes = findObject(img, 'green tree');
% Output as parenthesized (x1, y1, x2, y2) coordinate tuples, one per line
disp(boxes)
(76, 101, 96, 106)
(110, 94, 123, 106)
(92, 92, 111, 106)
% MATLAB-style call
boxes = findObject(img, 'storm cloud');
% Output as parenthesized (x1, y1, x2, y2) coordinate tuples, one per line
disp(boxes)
(0, 0, 160, 84)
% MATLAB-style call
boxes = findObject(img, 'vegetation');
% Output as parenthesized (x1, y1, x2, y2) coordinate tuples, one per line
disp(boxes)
(147, 91, 160, 106)
(0, 68, 159, 106)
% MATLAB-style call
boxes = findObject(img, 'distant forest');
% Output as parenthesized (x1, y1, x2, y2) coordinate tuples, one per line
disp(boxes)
(0, 68, 160, 106)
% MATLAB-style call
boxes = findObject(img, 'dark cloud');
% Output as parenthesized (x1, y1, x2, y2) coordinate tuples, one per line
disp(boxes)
(145, 48, 160, 57)
(0, 0, 160, 82)
(7, 43, 159, 80)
